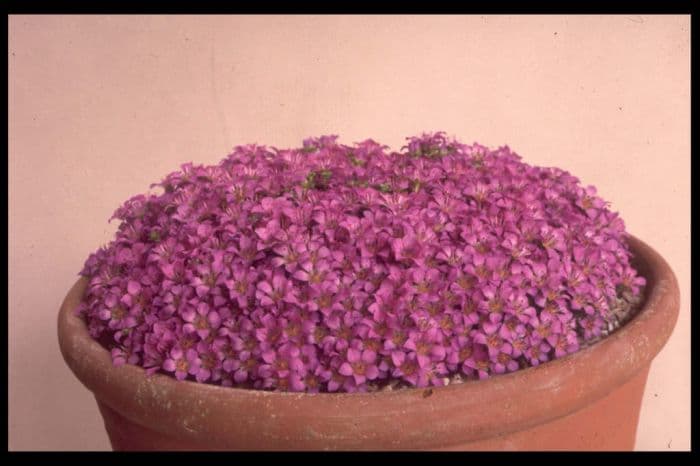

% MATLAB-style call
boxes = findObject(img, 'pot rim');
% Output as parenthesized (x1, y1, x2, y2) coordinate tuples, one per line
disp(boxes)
(58, 234, 680, 449)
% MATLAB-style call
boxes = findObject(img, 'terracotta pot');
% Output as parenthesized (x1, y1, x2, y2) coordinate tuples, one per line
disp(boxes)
(58, 235, 680, 451)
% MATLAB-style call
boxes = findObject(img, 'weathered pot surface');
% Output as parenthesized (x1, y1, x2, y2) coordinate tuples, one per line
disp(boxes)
(58, 235, 680, 450)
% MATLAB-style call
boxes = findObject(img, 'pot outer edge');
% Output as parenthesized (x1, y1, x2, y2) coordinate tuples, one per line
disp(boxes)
(57, 235, 681, 449)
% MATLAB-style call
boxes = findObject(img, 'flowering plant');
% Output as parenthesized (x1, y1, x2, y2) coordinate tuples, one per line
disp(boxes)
(77, 133, 645, 393)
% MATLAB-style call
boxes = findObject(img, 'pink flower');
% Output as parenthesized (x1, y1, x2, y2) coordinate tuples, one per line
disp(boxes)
(256, 272, 298, 308)
(163, 348, 200, 381)
(339, 347, 380, 385)
(271, 240, 308, 273)
(391, 232, 423, 264)
(224, 265, 257, 309)
(182, 302, 221, 339)
(404, 327, 446, 368)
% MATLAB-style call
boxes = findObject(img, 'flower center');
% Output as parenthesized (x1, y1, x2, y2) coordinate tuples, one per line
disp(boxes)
(317, 293, 332, 309)
(475, 265, 489, 279)
(476, 360, 489, 371)
(544, 302, 559, 314)
(111, 306, 126, 320)
(338, 325, 352, 341)
(426, 302, 441, 317)
(488, 298, 503, 313)
(195, 315, 209, 330)
(351, 362, 366, 375)
(415, 281, 431, 293)
(305, 375, 319, 388)
(181, 335, 196, 349)
(287, 324, 301, 338)
(313, 326, 328, 342)
(486, 334, 502, 349)
(222, 344, 236, 359)
(416, 342, 430, 356)
(401, 362, 417, 376)
(235, 280, 248, 294)
(202, 353, 216, 369)
(309, 270, 324, 284)
(457, 275, 475, 290)
(536, 324, 551, 339)
(275, 360, 289, 371)
(241, 247, 257, 261)
(342, 297, 355, 311)
(176, 359, 189, 372)
(364, 339, 381, 352)
(542, 237, 556, 249)
(268, 328, 282, 344)
(374, 321, 388, 337)
(474, 242, 489, 254)
(391, 330, 407, 347)
(440, 316, 453, 331)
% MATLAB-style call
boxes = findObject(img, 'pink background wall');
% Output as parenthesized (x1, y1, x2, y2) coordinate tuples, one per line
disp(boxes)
(9, 15, 689, 450)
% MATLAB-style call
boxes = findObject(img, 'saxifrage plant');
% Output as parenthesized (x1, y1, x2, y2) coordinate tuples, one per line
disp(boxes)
(76, 133, 646, 393)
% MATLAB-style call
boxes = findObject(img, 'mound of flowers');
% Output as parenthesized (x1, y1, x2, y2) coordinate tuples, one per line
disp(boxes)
(77, 133, 645, 393)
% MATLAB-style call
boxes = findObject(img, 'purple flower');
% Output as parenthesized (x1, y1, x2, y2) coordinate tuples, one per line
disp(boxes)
(391, 351, 424, 387)
(271, 240, 308, 272)
(163, 348, 200, 381)
(307, 281, 340, 315)
(182, 302, 221, 339)
(391, 232, 423, 264)
(473, 330, 507, 358)
(492, 344, 519, 374)
(259, 343, 305, 381)
(410, 268, 441, 294)
(292, 259, 333, 285)
(302, 366, 328, 393)
(232, 235, 264, 264)
(98, 302, 137, 330)
(576, 185, 607, 217)
(191, 251, 227, 298)
(256, 272, 298, 307)
(224, 265, 257, 309)
(404, 327, 447, 368)
(539, 225, 567, 255)
(111, 347, 139, 366)
(326, 366, 351, 393)
(550, 331, 580, 358)
(463, 344, 490, 379)
(619, 266, 647, 295)
(339, 347, 380, 385)
(524, 341, 552, 366)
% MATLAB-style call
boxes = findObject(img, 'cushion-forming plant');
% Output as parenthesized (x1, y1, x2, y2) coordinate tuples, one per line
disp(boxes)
(78, 133, 646, 393)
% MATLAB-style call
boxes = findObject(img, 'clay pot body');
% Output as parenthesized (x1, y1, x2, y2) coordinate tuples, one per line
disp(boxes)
(58, 236, 680, 451)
